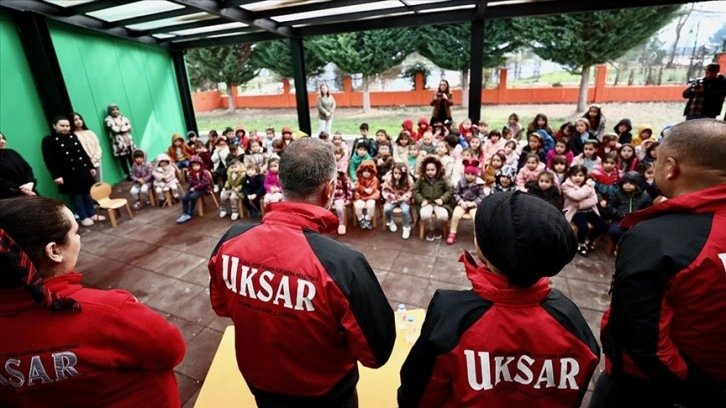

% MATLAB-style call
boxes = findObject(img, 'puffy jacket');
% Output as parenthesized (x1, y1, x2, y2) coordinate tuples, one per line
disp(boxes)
(224, 167, 246, 195)
(381, 171, 413, 203)
(398, 252, 600, 408)
(354, 160, 380, 201)
(0, 273, 185, 407)
(263, 171, 281, 194)
(167, 133, 195, 162)
(631, 125, 653, 147)
(416, 116, 429, 142)
(525, 179, 563, 210)
(208, 202, 395, 406)
(187, 156, 213, 193)
(375, 154, 395, 182)
(482, 137, 505, 164)
(402, 119, 416, 141)
(152, 153, 177, 185)
(413, 174, 453, 216)
(241, 174, 265, 197)
(682, 74, 726, 118)
(516, 162, 545, 190)
(334, 171, 353, 202)
(600, 183, 726, 406)
(571, 153, 602, 173)
(614, 118, 633, 144)
(131, 153, 153, 184)
(453, 177, 487, 206)
(561, 179, 600, 222)
(606, 172, 651, 220)
(591, 164, 622, 201)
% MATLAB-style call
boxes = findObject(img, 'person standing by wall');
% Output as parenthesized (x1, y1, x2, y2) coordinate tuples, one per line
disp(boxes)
(682, 63, 726, 120)
(41, 115, 104, 227)
(71, 112, 103, 182)
(208, 138, 395, 407)
(0, 131, 38, 198)
(430, 79, 453, 125)
(591, 119, 726, 407)
(104, 103, 135, 180)
(316, 83, 336, 134)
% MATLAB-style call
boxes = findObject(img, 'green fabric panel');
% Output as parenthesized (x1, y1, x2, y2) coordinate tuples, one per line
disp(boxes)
(49, 22, 186, 184)
(0, 13, 60, 198)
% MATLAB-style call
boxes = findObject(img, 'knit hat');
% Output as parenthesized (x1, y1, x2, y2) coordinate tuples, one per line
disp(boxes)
(189, 155, 203, 166)
(475, 191, 577, 287)
(281, 126, 292, 134)
(464, 159, 480, 175)
(0, 228, 81, 311)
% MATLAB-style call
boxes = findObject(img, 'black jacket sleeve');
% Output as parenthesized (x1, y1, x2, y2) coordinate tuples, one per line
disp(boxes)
(41, 136, 62, 180)
(305, 232, 395, 369)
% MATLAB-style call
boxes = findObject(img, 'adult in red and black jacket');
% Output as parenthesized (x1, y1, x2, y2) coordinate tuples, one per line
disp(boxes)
(399, 191, 600, 408)
(593, 119, 726, 407)
(0, 196, 185, 407)
(208, 138, 395, 408)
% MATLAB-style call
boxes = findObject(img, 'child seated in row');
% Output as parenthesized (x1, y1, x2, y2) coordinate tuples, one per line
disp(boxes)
(244, 139, 267, 172)
(605, 171, 652, 245)
(451, 148, 476, 186)
(482, 130, 505, 164)
(561, 165, 607, 257)
(263, 157, 283, 206)
(525, 171, 562, 210)
(153, 153, 180, 203)
(406, 144, 424, 180)
(468, 136, 483, 162)
(333, 169, 353, 235)
(516, 153, 545, 191)
(414, 156, 453, 242)
(549, 154, 569, 186)
(571, 140, 601, 173)
(394, 131, 412, 163)
(631, 125, 653, 147)
(382, 163, 414, 240)
(518, 132, 546, 169)
(241, 163, 265, 218)
(483, 151, 506, 188)
(263, 127, 275, 153)
(351, 123, 377, 157)
(219, 160, 245, 220)
(569, 118, 590, 156)
(591, 152, 621, 216)
(193, 141, 214, 171)
(506, 112, 523, 139)
(546, 138, 573, 168)
(176, 156, 213, 224)
(349, 138, 372, 182)
(168, 133, 195, 169)
(130, 150, 153, 210)
(597, 132, 620, 159)
(502, 140, 519, 169)
(354, 160, 380, 230)
(436, 141, 455, 185)
(418, 131, 436, 155)
(375, 141, 395, 183)
(332, 131, 348, 158)
(211, 136, 230, 192)
(225, 143, 243, 169)
(492, 166, 516, 193)
(614, 118, 632, 144)
(447, 160, 487, 245)
(618, 144, 639, 172)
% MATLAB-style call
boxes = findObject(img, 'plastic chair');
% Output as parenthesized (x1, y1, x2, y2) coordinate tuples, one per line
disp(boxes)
(90, 182, 133, 228)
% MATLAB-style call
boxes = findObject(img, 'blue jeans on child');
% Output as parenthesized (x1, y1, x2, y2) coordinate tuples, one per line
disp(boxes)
(181, 190, 205, 215)
(176, 159, 189, 170)
(608, 219, 627, 246)
(69, 193, 96, 220)
(384, 202, 411, 228)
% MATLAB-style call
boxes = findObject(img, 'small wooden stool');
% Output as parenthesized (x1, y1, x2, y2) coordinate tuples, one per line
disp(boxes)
(196, 192, 221, 216)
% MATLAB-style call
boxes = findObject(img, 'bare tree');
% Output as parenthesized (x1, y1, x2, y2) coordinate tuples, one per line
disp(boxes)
(667, 4, 694, 68)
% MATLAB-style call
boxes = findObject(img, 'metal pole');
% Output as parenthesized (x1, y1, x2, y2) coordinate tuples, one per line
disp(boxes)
(290, 37, 311, 135)
(171, 50, 198, 133)
(468, 20, 484, 124)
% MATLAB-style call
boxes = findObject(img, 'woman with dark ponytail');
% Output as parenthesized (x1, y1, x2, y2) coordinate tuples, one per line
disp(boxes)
(0, 196, 185, 406)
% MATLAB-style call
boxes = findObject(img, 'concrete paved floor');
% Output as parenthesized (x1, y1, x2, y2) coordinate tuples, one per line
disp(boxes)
(76, 184, 612, 407)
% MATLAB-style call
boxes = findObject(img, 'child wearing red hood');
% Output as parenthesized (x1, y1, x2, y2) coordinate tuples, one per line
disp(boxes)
(402, 119, 418, 142)
(416, 117, 429, 142)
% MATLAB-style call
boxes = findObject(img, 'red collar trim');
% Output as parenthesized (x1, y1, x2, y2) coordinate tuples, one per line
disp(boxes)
(622, 184, 726, 228)
(263, 202, 339, 234)
(459, 252, 550, 304)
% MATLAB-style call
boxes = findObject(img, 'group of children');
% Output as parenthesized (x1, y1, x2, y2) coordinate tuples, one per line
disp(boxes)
(128, 126, 296, 224)
(336, 107, 662, 254)
(127, 108, 661, 253)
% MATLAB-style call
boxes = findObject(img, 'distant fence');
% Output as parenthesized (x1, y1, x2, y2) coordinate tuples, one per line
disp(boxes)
(192, 53, 726, 112)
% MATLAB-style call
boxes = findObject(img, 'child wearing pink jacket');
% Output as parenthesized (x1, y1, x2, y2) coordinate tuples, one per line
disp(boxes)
(561, 164, 607, 257)
(515, 153, 545, 191)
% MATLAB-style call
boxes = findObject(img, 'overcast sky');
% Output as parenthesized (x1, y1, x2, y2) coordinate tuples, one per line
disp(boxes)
(659, 1, 726, 47)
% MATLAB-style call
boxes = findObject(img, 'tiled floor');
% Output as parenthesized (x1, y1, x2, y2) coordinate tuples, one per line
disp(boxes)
(77, 183, 613, 407)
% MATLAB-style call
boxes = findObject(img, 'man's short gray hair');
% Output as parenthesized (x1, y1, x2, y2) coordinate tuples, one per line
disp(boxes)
(279, 137, 336, 201)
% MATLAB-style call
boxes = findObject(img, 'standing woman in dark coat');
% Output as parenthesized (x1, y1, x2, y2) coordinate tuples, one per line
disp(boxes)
(430, 79, 453, 125)
(0, 131, 38, 199)
(41, 116, 104, 227)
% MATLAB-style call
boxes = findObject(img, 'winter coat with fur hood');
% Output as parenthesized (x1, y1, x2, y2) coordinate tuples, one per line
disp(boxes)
(354, 160, 380, 201)
(167, 133, 195, 163)
(561, 178, 600, 222)
(152, 153, 178, 187)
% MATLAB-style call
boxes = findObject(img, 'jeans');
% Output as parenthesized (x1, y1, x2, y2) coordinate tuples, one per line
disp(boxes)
(69, 193, 96, 219)
(176, 159, 189, 170)
(608, 220, 626, 246)
(319, 118, 333, 134)
(571, 211, 607, 243)
(181, 190, 205, 215)
(384, 202, 411, 228)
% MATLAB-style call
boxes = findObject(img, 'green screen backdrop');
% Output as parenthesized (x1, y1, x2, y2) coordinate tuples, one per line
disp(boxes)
(49, 22, 186, 184)
(0, 13, 58, 197)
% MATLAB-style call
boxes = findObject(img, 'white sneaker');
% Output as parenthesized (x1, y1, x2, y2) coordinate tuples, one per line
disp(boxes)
(80, 218, 94, 227)
(402, 226, 411, 240)
(387, 220, 398, 233)
(231, 212, 239, 221)
(213, 185, 219, 193)
(337, 224, 346, 235)
(219, 210, 227, 218)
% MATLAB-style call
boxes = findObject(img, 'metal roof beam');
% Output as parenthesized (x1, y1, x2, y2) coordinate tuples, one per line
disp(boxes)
(474, 0, 488, 20)
(69, 0, 135, 15)
(167, 25, 259, 40)
(139, 17, 226, 36)
(169, 30, 281, 49)
(0, 0, 162, 46)
(254, 0, 369, 19)
(168, 0, 291, 37)
(111, 7, 195, 27)
(485, 0, 692, 19)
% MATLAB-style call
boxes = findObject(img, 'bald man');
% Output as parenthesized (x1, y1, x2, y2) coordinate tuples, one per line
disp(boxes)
(591, 119, 726, 407)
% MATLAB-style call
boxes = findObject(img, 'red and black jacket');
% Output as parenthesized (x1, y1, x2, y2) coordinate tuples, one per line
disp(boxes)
(601, 184, 726, 406)
(398, 252, 600, 408)
(208, 202, 395, 407)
